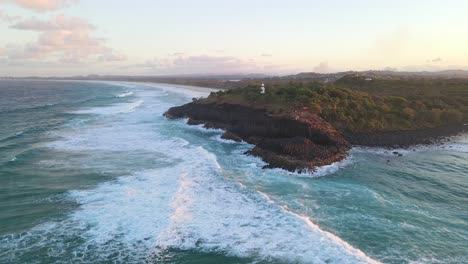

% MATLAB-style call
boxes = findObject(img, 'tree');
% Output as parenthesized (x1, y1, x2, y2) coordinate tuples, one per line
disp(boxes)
(402, 107, 416, 119)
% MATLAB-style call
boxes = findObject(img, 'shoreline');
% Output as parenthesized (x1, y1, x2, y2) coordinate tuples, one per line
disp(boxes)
(84, 80, 221, 95)
(164, 100, 468, 172)
(342, 124, 467, 148)
(164, 102, 351, 173)
(128, 81, 221, 94)
(6, 78, 465, 156)
(0, 78, 221, 95)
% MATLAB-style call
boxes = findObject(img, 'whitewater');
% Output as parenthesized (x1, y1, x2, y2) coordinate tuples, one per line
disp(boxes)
(0, 80, 466, 263)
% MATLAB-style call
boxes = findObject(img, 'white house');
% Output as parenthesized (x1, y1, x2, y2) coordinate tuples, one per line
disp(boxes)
(260, 83, 266, 94)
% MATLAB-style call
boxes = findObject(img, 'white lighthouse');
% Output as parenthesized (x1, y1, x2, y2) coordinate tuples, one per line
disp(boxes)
(260, 83, 266, 94)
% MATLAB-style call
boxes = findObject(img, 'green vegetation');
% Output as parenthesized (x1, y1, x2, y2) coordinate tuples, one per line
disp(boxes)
(204, 76, 468, 133)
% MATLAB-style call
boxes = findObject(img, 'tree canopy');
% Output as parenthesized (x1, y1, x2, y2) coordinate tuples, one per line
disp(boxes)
(204, 76, 467, 133)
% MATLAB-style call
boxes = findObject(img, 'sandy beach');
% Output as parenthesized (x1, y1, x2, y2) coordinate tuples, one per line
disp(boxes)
(55, 79, 221, 95)
(146, 82, 220, 93)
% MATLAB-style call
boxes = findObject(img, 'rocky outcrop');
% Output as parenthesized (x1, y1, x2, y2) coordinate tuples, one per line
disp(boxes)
(164, 102, 350, 172)
(342, 125, 466, 148)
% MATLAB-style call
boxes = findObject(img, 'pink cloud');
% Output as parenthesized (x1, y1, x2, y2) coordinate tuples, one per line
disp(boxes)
(123, 54, 288, 75)
(0, 0, 77, 12)
(11, 15, 93, 31)
(138, 55, 259, 74)
(3, 14, 126, 63)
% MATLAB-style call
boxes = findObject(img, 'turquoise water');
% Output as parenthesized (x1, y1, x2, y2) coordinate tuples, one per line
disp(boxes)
(0, 80, 467, 263)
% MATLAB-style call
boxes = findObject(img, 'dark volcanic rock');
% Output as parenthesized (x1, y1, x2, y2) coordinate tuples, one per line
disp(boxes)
(342, 125, 466, 148)
(164, 101, 466, 172)
(164, 102, 350, 172)
(221, 131, 243, 142)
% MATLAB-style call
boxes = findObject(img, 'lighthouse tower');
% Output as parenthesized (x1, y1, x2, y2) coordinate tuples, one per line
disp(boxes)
(260, 83, 266, 94)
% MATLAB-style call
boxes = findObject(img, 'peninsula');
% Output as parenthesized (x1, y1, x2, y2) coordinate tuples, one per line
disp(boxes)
(165, 75, 468, 172)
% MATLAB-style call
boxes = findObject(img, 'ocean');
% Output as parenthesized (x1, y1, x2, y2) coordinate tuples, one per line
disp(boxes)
(0, 80, 466, 263)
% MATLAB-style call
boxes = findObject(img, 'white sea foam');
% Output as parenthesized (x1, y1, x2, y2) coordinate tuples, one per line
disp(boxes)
(94, 81, 138, 90)
(71, 99, 143, 115)
(137, 82, 212, 98)
(187, 121, 350, 177)
(351, 132, 468, 155)
(306, 157, 353, 177)
(46, 120, 189, 158)
(250, 155, 353, 179)
(353, 141, 468, 156)
(211, 134, 243, 144)
(59, 143, 378, 263)
(1, 83, 380, 263)
(98, 81, 210, 99)
(185, 122, 225, 133)
(65, 168, 179, 261)
(154, 147, 377, 263)
(447, 133, 468, 152)
(116, 91, 134, 98)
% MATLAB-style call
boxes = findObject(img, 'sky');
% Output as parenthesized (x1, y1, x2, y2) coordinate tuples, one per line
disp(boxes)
(0, 0, 467, 76)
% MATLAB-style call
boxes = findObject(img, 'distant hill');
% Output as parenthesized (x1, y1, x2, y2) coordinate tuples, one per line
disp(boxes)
(3, 70, 468, 90)
(271, 70, 468, 82)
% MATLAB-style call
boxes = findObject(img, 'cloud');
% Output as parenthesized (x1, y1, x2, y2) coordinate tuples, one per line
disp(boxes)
(0, 0, 77, 12)
(0, 9, 21, 22)
(313, 61, 329, 73)
(260, 53, 272, 57)
(122, 54, 285, 75)
(98, 51, 127, 62)
(2, 14, 126, 63)
(10, 15, 93, 31)
(423, 57, 445, 64)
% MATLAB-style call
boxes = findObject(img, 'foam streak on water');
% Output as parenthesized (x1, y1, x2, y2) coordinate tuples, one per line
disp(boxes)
(1, 81, 466, 264)
(0, 82, 379, 263)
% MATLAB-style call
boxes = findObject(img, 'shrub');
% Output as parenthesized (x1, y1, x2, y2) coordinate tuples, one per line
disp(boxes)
(440, 109, 463, 124)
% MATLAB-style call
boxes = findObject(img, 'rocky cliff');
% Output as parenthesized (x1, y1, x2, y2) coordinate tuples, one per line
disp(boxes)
(164, 101, 350, 173)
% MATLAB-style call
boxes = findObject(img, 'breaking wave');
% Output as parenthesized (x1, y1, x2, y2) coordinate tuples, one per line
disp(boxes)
(0, 84, 379, 263)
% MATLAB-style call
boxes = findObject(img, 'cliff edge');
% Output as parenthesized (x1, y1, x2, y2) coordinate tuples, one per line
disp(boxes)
(164, 78, 467, 172)
(164, 101, 350, 172)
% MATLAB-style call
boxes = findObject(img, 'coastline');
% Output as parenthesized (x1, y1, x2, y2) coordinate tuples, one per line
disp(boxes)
(1, 79, 221, 96)
(164, 101, 351, 173)
(22, 79, 465, 168)
(342, 124, 467, 148)
(142, 79, 466, 151)
(164, 99, 468, 172)
(86, 80, 221, 95)
(132, 81, 221, 94)
(79, 79, 468, 149)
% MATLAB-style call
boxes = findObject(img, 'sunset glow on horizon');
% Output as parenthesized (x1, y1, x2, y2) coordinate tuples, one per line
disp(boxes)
(1, 0, 467, 76)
